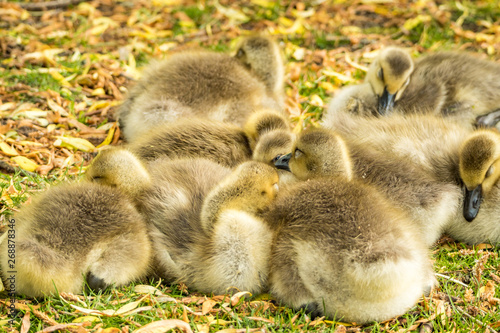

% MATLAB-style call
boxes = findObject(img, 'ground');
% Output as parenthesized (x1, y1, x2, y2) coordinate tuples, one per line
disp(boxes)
(0, 0, 499, 332)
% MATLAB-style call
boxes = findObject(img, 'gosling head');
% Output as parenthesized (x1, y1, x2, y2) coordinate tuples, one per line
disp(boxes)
(244, 109, 290, 150)
(459, 130, 500, 222)
(253, 129, 295, 165)
(214, 161, 280, 217)
(366, 47, 414, 115)
(234, 35, 284, 95)
(274, 128, 353, 181)
(85, 148, 151, 199)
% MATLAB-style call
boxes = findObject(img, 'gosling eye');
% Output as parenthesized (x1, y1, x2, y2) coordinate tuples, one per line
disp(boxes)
(236, 48, 245, 58)
(378, 68, 384, 81)
(486, 165, 495, 178)
(271, 154, 282, 164)
(294, 149, 304, 159)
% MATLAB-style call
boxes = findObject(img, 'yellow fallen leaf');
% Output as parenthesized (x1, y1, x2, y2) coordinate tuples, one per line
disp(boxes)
(214, 1, 249, 23)
(11, 156, 39, 172)
(87, 101, 121, 114)
(1, 192, 13, 207)
(309, 94, 324, 107)
(0, 142, 19, 156)
(134, 319, 193, 333)
(403, 15, 432, 31)
(0, 319, 9, 326)
(13, 109, 48, 119)
(250, 0, 276, 8)
(322, 70, 353, 83)
(96, 124, 116, 148)
(0, 102, 16, 112)
(18, 141, 44, 147)
(49, 70, 72, 87)
(208, 319, 233, 326)
(72, 316, 99, 323)
(319, 81, 337, 93)
(114, 299, 143, 315)
(91, 88, 106, 96)
(55, 136, 95, 152)
(101, 328, 121, 333)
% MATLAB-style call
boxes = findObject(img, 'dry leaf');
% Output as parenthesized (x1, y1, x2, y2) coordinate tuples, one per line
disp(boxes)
(54, 136, 96, 152)
(20, 311, 30, 333)
(133, 319, 193, 333)
(11, 156, 39, 172)
(0, 142, 19, 156)
(230, 291, 252, 306)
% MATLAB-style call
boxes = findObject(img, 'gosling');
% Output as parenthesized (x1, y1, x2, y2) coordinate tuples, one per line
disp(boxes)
(118, 35, 285, 142)
(87, 149, 278, 294)
(129, 118, 252, 168)
(275, 128, 460, 246)
(189, 161, 279, 294)
(323, 112, 500, 245)
(267, 131, 435, 323)
(0, 183, 152, 298)
(367, 47, 500, 127)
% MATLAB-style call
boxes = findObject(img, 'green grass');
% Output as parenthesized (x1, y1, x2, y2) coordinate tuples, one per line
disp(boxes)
(1, 0, 500, 332)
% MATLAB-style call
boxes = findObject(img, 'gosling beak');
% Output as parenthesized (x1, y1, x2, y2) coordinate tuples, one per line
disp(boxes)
(274, 153, 292, 172)
(463, 184, 482, 222)
(378, 87, 396, 115)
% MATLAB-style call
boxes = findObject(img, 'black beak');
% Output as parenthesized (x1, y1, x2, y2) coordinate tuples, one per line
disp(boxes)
(274, 153, 292, 172)
(378, 87, 396, 115)
(463, 184, 482, 222)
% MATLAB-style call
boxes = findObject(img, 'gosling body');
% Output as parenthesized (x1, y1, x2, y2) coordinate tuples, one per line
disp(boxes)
(267, 137, 434, 323)
(119, 36, 285, 142)
(0, 183, 152, 297)
(367, 47, 500, 126)
(278, 127, 460, 246)
(87, 149, 278, 294)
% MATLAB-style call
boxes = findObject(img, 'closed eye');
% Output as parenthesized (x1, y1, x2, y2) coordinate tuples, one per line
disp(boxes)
(486, 165, 494, 178)
(294, 148, 304, 159)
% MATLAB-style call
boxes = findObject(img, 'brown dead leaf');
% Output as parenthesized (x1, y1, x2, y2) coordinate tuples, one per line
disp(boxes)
(230, 291, 252, 306)
(20, 311, 30, 333)
(202, 299, 217, 315)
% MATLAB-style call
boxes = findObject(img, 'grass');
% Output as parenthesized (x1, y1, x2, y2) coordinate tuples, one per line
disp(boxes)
(1, 0, 500, 332)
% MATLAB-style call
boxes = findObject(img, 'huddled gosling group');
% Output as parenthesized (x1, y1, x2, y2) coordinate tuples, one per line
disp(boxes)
(2, 36, 500, 325)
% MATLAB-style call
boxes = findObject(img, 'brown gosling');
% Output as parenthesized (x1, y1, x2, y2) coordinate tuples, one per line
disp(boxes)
(190, 161, 279, 294)
(365, 46, 414, 115)
(128, 118, 252, 168)
(323, 112, 500, 244)
(118, 35, 285, 142)
(86, 148, 231, 282)
(0, 183, 152, 298)
(86, 149, 278, 294)
(243, 109, 298, 186)
(459, 129, 500, 222)
(234, 35, 285, 107)
(366, 47, 500, 127)
(266, 131, 435, 323)
(275, 128, 459, 246)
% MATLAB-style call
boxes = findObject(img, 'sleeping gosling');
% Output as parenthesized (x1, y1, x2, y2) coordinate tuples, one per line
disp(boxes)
(87, 149, 278, 294)
(188, 161, 278, 294)
(275, 128, 460, 246)
(118, 35, 285, 142)
(266, 133, 435, 323)
(367, 47, 500, 127)
(0, 183, 152, 298)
